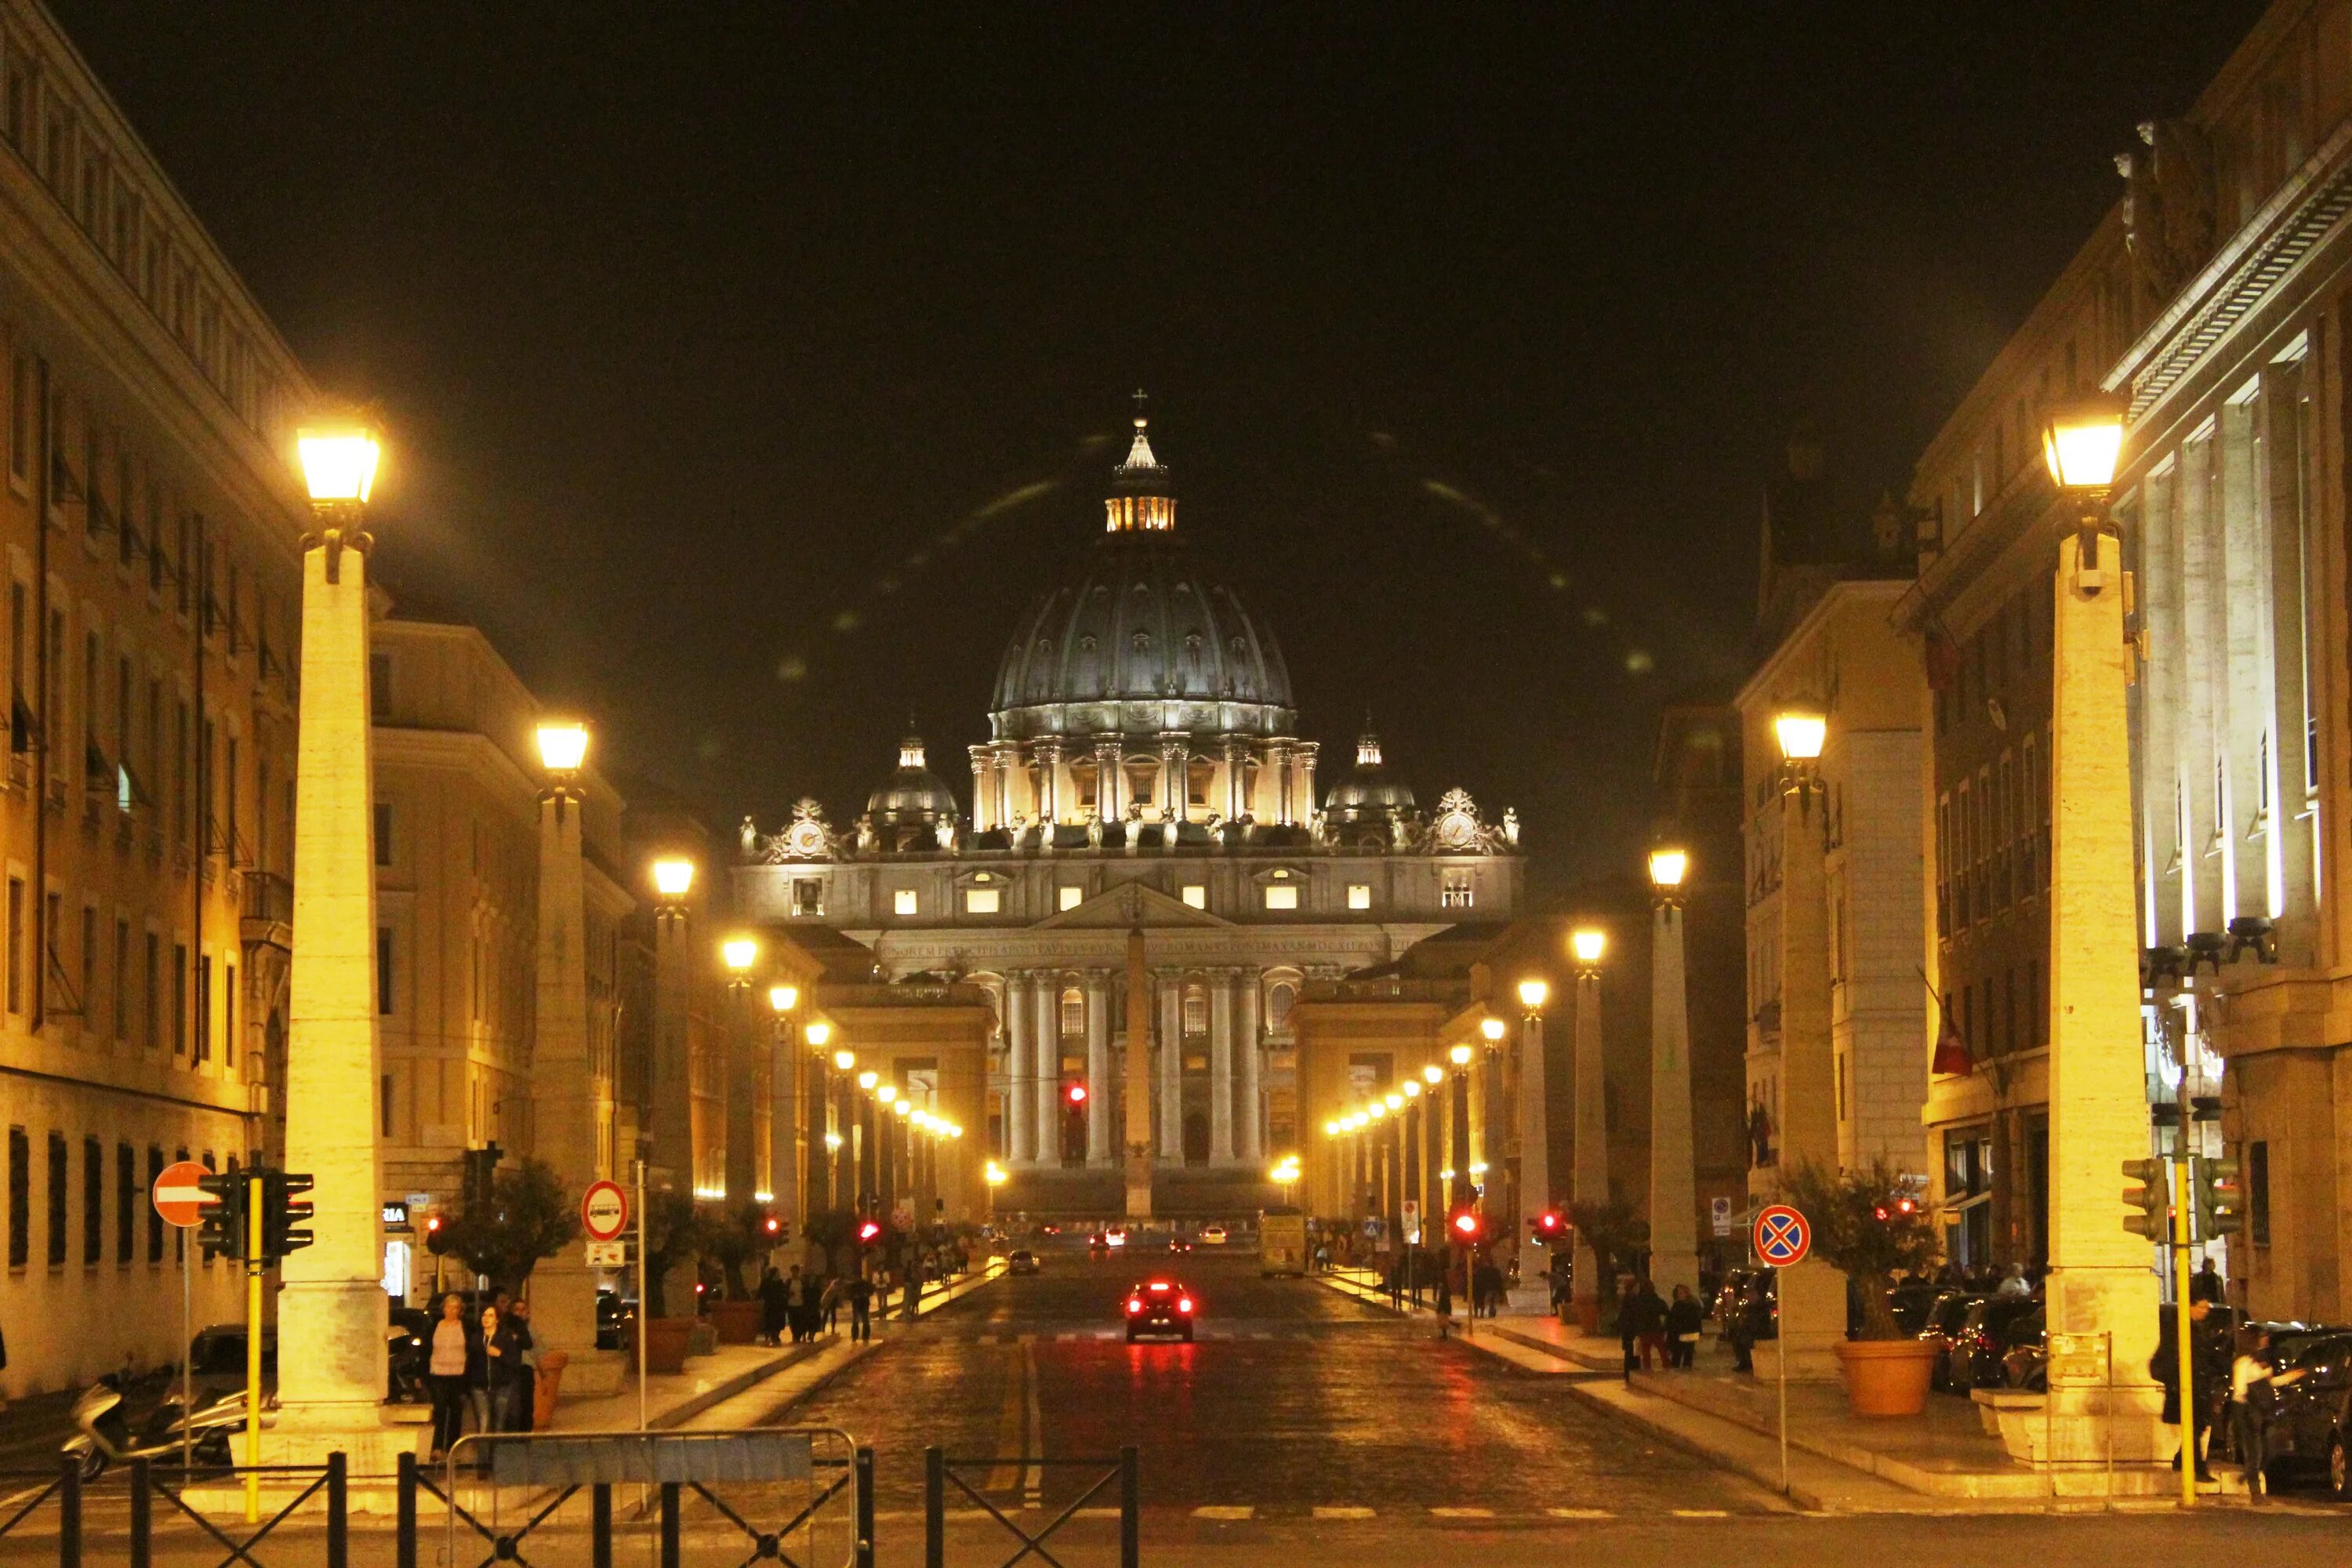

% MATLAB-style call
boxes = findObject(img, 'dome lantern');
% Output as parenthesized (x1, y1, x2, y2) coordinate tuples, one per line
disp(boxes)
(1104, 390, 1176, 534)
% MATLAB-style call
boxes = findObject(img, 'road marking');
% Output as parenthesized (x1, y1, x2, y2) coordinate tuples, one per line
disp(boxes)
(1074, 1507, 1123, 1519)
(984, 1344, 1024, 1495)
(1314, 1505, 1376, 1519)
(1192, 1505, 1254, 1520)
(1546, 1508, 1613, 1519)
(1022, 1339, 1044, 1508)
(1428, 1506, 1494, 1518)
(1671, 1509, 1730, 1519)
(1250, 1331, 1272, 1340)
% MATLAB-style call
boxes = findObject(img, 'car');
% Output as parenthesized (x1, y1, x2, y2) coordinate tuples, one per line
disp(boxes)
(1007, 1249, 1040, 1276)
(1104, 1228, 1127, 1249)
(1944, 1297, 2042, 1392)
(2257, 1327, 2352, 1483)
(1199, 1224, 1229, 1246)
(1167, 1236, 1192, 1254)
(1124, 1278, 1196, 1342)
(1998, 1308, 2046, 1392)
(1917, 1292, 1984, 1390)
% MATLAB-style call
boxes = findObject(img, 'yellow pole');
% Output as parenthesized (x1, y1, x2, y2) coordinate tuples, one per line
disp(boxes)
(2171, 1155, 2195, 1510)
(245, 1178, 263, 1523)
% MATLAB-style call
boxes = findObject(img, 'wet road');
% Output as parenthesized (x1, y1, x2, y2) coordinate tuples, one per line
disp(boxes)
(769, 1240, 1773, 1525)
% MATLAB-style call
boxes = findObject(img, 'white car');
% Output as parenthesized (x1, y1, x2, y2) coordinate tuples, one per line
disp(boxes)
(1199, 1224, 1229, 1246)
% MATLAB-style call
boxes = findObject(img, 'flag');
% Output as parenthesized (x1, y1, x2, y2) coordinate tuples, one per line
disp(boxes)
(1925, 969, 1973, 1077)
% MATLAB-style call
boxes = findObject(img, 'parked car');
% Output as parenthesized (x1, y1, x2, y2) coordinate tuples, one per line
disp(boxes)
(596, 1291, 634, 1351)
(1888, 1279, 1942, 1336)
(1918, 1292, 1985, 1391)
(1007, 1249, 1040, 1276)
(1944, 1297, 2042, 1392)
(2256, 1327, 2352, 1483)
(1999, 1308, 2047, 1392)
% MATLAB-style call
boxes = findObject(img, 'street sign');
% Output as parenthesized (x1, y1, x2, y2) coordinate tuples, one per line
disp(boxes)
(1400, 1199, 1421, 1245)
(1710, 1196, 1733, 1236)
(585, 1239, 627, 1269)
(153, 1160, 215, 1229)
(582, 1179, 630, 1242)
(1752, 1203, 1810, 1267)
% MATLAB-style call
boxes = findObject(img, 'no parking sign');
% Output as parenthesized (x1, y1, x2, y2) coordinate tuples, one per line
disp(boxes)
(1752, 1203, 1810, 1268)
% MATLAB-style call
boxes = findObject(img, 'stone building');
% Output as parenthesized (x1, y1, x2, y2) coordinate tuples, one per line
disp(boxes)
(734, 406, 1521, 1216)
(0, 0, 312, 1394)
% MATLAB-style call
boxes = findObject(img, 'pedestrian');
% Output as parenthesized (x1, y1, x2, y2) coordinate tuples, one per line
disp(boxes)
(1434, 1267, 1453, 1331)
(2190, 1258, 2226, 1305)
(1617, 1279, 1642, 1381)
(1631, 1279, 1668, 1370)
(2153, 1296, 2226, 1482)
(820, 1274, 844, 1334)
(1548, 1257, 1572, 1323)
(426, 1292, 474, 1462)
(510, 1298, 542, 1432)
(2229, 1326, 2301, 1498)
(1664, 1284, 1704, 1369)
(466, 1305, 501, 1454)
(847, 1270, 875, 1342)
(485, 1303, 530, 1436)
(1996, 1262, 2032, 1298)
(1474, 1258, 1505, 1318)
(1313, 1242, 1330, 1274)
(759, 1266, 789, 1346)
(903, 1255, 925, 1321)
(1726, 1277, 1757, 1372)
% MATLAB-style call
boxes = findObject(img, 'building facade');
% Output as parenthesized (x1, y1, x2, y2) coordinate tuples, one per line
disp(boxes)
(734, 408, 1522, 1215)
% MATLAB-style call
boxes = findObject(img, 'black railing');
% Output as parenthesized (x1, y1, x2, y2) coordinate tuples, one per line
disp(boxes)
(132, 1453, 347, 1568)
(924, 1446, 1138, 1568)
(0, 1459, 82, 1563)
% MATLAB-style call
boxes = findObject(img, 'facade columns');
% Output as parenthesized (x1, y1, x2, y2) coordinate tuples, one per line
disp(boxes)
(1571, 964, 1607, 1322)
(529, 784, 604, 1368)
(1519, 1009, 1550, 1241)
(968, 746, 991, 833)
(1006, 971, 1035, 1166)
(1209, 969, 1236, 1164)
(1290, 742, 1318, 829)
(1648, 898, 1700, 1298)
(1035, 739, 1062, 825)
(1777, 777, 1845, 1377)
(651, 909, 694, 1192)
(1158, 734, 1188, 824)
(1157, 972, 1183, 1163)
(1268, 740, 1293, 825)
(1222, 738, 1249, 821)
(1237, 971, 1262, 1163)
(1094, 741, 1123, 824)
(1085, 971, 1112, 1167)
(1033, 978, 1059, 1166)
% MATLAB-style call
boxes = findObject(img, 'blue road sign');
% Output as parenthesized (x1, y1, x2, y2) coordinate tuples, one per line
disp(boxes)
(1753, 1203, 1810, 1267)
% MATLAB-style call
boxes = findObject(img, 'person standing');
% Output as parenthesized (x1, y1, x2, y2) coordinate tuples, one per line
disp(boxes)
(1630, 1279, 1668, 1370)
(510, 1298, 543, 1432)
(819, 1273, 844, 1335)
(1618, 1279, 1642, 1381)
(426, 1293, 474, 1462)
(466, 1305, 503, 1456)
(902, 1255, 926, 1322)
(2154, 1296, 2226, 1482)
(759, 1266, 789, 1346)
(2229, 1326, 2302, 1499)
(1664, 1284, 1704, 1369)
(485, 1304, 532, 1435)
(848, 1270, 874, 1343)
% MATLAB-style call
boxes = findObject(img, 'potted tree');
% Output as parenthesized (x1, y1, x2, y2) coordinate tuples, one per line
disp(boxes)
(703, 1202, 773, 1345)
(439, 1159, 580, 1420)
(1780, 1157, 1943, 1417)
(633, 1193, 707, 1375)
(1566, 1198, 1648, 1334)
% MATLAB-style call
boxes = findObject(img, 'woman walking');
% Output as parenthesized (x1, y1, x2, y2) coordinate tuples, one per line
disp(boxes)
(1664, 1283, 1705, 1369)
(426, 1293, 474, 1463)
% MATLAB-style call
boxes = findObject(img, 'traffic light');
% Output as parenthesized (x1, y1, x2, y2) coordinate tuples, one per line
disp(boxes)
(1065, 1083, 1087, 1105)
(462, 1143, 503, 1210)
(2122, 1157, 2171, 1241)
(197, 1169, 249, 1262)
(763, 1212, 785, 1241)
(1450, 1210, 1483, 1244)
(1530, 1210, 1564, 1246)
(2193, 1155, 2244, 1239)
(857, 1218, 882, 1247)
(259, 1169, 315, 1261)
(423, 1214, 448, 1255)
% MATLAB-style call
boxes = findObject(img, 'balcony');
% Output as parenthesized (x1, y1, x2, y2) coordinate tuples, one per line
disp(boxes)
(241, 872, 292, 951)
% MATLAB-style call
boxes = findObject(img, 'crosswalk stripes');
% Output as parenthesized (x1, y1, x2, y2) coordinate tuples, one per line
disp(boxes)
(1192, 1505, 1255, 1520)
(1546, 1508, 1614, 1519)
(1313, 1505, 1376, 1519)
(1671, 1509, 1730, 1518)
(1427, 1506, 1494, 1519)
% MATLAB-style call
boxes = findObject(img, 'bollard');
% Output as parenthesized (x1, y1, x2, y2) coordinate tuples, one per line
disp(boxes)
(592, 1483, 612, 1568)
(129, 1459, 151, 1568)
(855, 1446, 877, 1568)
(327, 1451, 348, 1568)
(57, 1454, 81, 1568)
(1120, 1446, 1139, 1568)
(660, 1481, 681, 1568)
(395, 1450, 417, 1568)
(924, 1446, 944, 1568)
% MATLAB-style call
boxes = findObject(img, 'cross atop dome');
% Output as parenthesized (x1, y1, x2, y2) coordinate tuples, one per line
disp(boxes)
(1105, 390, 1176, 532)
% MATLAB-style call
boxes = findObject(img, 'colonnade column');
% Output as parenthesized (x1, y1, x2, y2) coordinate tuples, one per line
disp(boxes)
(1094, 742, 1123, 824)
(1222, 739, 1249, 822)
(1035, 739, 1062, 825)
(1156, 972, 1183, 1164)
(1290, 743, 1317, 829)
(1006, 971, 1035, 1166)
(1085, 971, 1112, 1167)
(1159, 734, 1188, 825)
(1209, 969, 1236, 1165)
(1237, 971, 1262, 1163)
(1268, 740, 1293, 825)
(969, 746, 992, 833)
(1034, 978, 1060, 1167)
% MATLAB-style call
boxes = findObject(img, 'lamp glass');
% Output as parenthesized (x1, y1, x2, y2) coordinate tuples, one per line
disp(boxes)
(857, 1071, 879, 1091)
(1648, 847, 1690, 890)
(893, 1099, 909, 1119)
(1402, 1080, 1421, 1098)
(2042, 394, 2126, 490)
(1449, 1043, 1474, 1067)
(296, 426, 381, 503)
(1570, 927, 1606, 964)
(1479, 1016, 1507, 1042)
(1385, 1093, 1403, 1111)
(877, 1084, 897, 1105)
(833, 1049, 856, 1072)
(1517, 977, 1549, 1010)
(1323, 1120, 1340, 1138)
(768, 984, 798, 1014)
(535, 722, 589, 774)
(804, 1020, 832, 1046)
(1774, 710, 1827, 762)
(721, 937, 757, 972)
(1421, 1065, 1445, 1086)
(652, 858, 695, 898)
(1367, 1102, 1385, 1120)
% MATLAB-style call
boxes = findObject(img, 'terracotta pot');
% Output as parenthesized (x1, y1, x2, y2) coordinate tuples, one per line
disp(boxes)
(533, 1351, 567, 1428)
(1575, 1301, 1602, 1335)
(1835, 1338, 1940, 1417)
(710, 1298, 763, 1345)
(634, 1318, 696, 1376)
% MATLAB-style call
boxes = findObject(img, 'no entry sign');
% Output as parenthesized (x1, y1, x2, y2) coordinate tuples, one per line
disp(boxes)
(582, 1180, 630, 1242)
(152, 1160, 215, 1229)
(1753, 1203, 1811, 1268)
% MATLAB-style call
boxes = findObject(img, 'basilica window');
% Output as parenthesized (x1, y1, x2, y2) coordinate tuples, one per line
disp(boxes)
(1183, 989, 1207, 1036)
(792, 879, 825, 918)
(964, 887, 1001, 915)
(1058, 885, 1083, 912)
(1262, 884, 1298, 910)
(1440, 870, 1474, 909)
(1179, 884, 1206, 909)
(1265, 981, 1297, 1032)
(1346, 884, 1371, 910)
(893, 888, 917, 916)
(1060, 988, 1084, 1037)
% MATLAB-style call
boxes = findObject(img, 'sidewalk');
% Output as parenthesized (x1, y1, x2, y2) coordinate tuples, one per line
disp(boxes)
(1316, 1267, 2258, 1514)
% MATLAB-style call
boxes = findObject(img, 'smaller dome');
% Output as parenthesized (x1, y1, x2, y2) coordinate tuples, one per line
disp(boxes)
(866, 735, 960, 827)
(1324, 731, 1416, 825)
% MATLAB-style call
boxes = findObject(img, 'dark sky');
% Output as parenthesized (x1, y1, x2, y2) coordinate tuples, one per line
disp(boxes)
(53, 2, 2265, 900)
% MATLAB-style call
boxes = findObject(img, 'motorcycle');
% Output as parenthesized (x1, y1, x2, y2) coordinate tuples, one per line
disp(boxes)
(62, 1377, 253, 1481)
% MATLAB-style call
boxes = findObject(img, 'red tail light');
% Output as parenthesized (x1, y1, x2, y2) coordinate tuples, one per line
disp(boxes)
(1177, 1298, 1193, 1314)
(1127, 1298, 1143, 1315)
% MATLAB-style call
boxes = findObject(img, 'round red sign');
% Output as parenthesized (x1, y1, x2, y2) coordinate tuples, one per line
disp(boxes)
(581, 1180, 630, 1242)
(152, 1160, 215, 1229)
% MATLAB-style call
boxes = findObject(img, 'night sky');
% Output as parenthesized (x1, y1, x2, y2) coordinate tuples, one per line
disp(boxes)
(51, 3, 2264, 900)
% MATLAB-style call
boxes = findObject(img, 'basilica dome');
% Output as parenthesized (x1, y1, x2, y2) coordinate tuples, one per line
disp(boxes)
(1323, 732, 1416, 826)
(866, 735, 959, 827)
(989, 408, 1294, 742)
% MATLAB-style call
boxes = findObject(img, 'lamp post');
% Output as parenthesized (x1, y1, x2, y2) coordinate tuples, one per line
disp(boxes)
(766, 984, 801, 1233)
(649, 858, 697, 1196)
(528, 719, 615, 1380)
(804, 1018, 833, 1217)
(1772, 706, 1843, 1376)
(277, 421, 391, 1436)
(1421, 1064, 1445, 1244)
(1515, 978, 1551, 1303)
(2038, 393, 2165, 1450)
(1447, 1044, 1474, 1215)
(1569, 927, 1607, 1331)
(1477, 1017, 1506, 1220)
(719, 937, 759, 1207)
(1646, 846, 1700, 1298)
(856, 1070, 880, 1214)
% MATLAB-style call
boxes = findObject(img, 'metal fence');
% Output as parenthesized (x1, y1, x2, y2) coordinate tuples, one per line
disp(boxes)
(412, 1427, 868, 1568)
(924, 1446, 1138, 1568)
(0, 1454, 350, 1567)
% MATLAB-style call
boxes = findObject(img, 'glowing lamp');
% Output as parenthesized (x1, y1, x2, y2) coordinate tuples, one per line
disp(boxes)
(1366, 1102, 1385, 1120)
(1323, 1120, 1340, 1138)
(1647, 847, 1689, 891)
(892, 1099, 910, 1119)
(1402, 1080, 1421, 1099)
(652, 858, 695, 898)
(857, 1071, 879, 1091)
(877, 1084, 897, 1105)
(768, 984, 798, 1014)
(1384, 1093, 1403, 1111)
(1421, 1065, 1445, 1087)
(1480, 1017, 1507, 1043)
(721, 937, 758, 974)
(535, 721, 589, 775)
(805, 1020, 832, 1047)
(1570, 927, 1606, 965)
(296, 423, 381, 503)
(1449, 1044, 1474, 1069)
(833, 1049, 856, 1072)
(1067, 1083, 1088, 1105)
(1517, 978, 1549, 1011)
(1774, 711, 1826, 764)
(2042, 392, 2127, 491)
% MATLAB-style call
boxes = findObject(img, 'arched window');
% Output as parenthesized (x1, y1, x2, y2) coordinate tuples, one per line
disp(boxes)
(1183, 987, 1207, 1036)
(1060, 986, 1084, 1038)
(1265, 981, 1297, 1032)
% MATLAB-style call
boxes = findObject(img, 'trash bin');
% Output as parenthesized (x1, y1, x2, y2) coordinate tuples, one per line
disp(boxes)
(534, 1350, 568, 1428)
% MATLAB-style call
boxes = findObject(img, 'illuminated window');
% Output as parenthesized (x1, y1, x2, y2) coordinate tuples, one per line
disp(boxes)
(965, 887, 1001, 915)
(1346, 884, 1371, 910)
(791, 879, 824, 917)
(1180, 884, 1207, 909)
(1185, 989, 1207, 1034)
(893, 888, 917, 916)
(1058, 885, 1083, 912)
(1061, 988, 1084, 1036)
(1263, 884, 1299, 910)
(1440, 870, 1474, 909)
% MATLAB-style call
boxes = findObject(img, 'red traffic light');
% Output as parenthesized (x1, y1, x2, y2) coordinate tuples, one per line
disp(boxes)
(1533, 1210, 1563, 1236)
(857, 1219, 882, 1244)
(1067, 1083, 1088, 1105)
(1451, 1210, 1481, 1239)
(764, 1216, 781, 1235)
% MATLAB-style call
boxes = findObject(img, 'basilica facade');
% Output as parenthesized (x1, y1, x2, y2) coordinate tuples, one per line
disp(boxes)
(733, 407, 1520, 1214)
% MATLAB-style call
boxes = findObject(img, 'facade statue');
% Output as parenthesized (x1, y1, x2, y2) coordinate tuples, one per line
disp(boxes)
(1307, 808, 1328, 847)
(1501, 807, 1520, 848)
(1085, 808, 1104, 850)
(1203, 810, 1225, 846)
(740, 815, 761, 859)
(937, 811, 960, 854)
(2119, 118, 2216, 314)
(855, 813, 877, 854)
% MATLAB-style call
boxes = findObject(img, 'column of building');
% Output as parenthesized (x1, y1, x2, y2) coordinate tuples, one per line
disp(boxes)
(1085, 971, 1113, 1167)
(1035, 739, 1063, 826)
(1158, 734, 1188, 824)
(1033, 977, 1059, 1166)
(1237, 971, 1262, 1163)
(1221, 738, 1249, 822)
(968, 746, 992, 833)
(1209, 969, 1236, 1164)
(1005, 971, 1034, 1165)
(1093, 741, 1123, 825)
(1157, 971, 1184, 1163)
(1289, 743, 1317, 830)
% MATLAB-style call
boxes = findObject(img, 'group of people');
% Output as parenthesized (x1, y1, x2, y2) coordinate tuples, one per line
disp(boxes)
(1616, 1279, 1707, 1378)
(424, 1290, 543, 1463)
(2155, 1292, 2307, 1497)
(758, 1265, 878, 1344)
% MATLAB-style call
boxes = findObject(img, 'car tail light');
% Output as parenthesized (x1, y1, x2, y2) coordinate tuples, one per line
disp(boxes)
(1127, 1298, 1143, 1315)
(1147, 1281, 1171, 1292)
(1178, 1298, 1193, 1313)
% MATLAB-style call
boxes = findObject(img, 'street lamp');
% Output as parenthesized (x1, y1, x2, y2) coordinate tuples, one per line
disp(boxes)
(1566, 922, 1609, 1326)
(1518, 978, 1549, 1012)
(1769, 703, 1842, 1374)
(833, 1049, 856, 1073)
(1514, 976, 1552, 1273)
(805, 1020, 831, 1048)
(652, 857, 695, 903)
(1571, 928, 1605, 968)
(528, 712, 606, 1367)
(535, 720, 589, 779)
(722, 937, 759, 982)
(1646, 846, 1689, 898)
(768, 984, 798, 1015)
(1647, 841, 1700, 1298)
(1422, 1064, 1445, 1087)
(858, 1071, 880, 1092)
(1773, 710, 1827, 768)
(1449, 1044, 1474, 1069)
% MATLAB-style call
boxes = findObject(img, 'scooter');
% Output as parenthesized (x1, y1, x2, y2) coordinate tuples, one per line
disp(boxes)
(62, 1377, 253, 1481)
